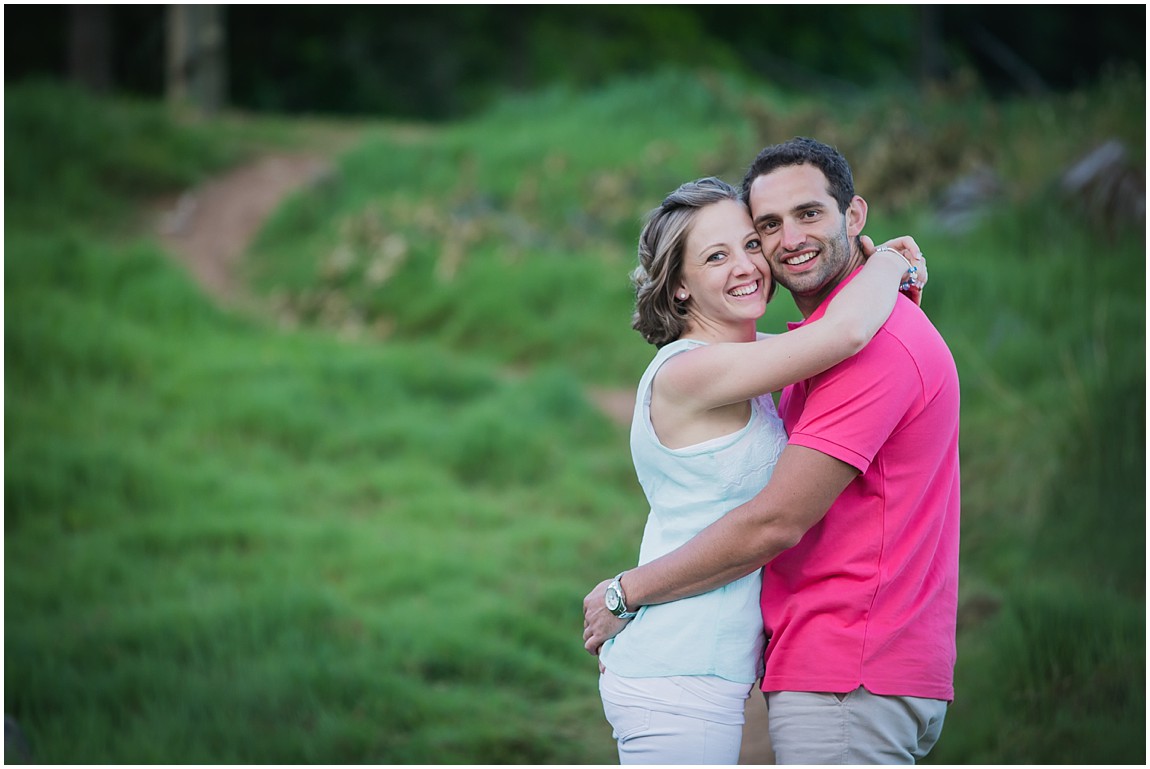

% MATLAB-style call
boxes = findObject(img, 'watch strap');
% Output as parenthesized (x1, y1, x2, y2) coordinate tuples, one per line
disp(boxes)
(608, 572, 638, 619)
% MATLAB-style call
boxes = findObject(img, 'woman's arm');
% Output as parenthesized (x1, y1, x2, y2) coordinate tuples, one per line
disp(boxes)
(658, 238, 921, 411)
(584, 444, 859, 655)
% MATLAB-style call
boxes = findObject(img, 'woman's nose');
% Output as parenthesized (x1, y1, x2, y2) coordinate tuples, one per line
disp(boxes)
(734, 248, 758, 273)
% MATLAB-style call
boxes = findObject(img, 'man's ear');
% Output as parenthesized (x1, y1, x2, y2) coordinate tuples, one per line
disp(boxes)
(846, 195, 868, 238)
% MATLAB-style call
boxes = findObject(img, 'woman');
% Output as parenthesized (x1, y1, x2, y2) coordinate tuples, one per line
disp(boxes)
(593, 177, 923, 764)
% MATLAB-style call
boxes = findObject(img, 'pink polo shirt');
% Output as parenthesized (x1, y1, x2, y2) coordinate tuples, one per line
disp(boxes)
(762, 268, 961, 701)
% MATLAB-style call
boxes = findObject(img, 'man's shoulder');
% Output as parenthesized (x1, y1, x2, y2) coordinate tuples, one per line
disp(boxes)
(864, 306, 960, 394)
(808, 310, 955, 396)
(874, 303, 954, 358)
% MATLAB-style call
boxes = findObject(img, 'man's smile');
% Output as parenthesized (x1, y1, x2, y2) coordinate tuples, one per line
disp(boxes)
(781, 249, 818, 267)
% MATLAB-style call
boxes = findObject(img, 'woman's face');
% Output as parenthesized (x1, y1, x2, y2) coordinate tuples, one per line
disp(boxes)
(676, 199, 772, 328)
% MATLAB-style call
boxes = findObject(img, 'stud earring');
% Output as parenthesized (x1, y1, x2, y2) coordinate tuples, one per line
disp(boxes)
(677, 292, 688, 301)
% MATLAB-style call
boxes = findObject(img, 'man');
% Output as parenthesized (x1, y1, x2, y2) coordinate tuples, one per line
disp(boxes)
(583, 137, 960, 764)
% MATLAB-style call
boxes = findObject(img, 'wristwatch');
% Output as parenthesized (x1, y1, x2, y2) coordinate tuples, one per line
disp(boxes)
(605, 572, 638, 619)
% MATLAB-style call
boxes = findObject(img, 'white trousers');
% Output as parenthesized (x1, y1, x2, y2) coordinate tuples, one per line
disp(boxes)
(599, 670, 752, 765)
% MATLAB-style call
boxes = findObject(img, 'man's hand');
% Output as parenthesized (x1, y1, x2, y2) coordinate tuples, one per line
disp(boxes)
(582, 578, 630, 656)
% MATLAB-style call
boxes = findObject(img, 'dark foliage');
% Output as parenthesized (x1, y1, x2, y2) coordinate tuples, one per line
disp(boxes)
(4, 6, 1145, 120)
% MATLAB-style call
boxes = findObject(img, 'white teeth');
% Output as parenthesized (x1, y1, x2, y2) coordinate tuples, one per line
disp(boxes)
(729, 281, 758, 297)
(784, 252, 816, 266)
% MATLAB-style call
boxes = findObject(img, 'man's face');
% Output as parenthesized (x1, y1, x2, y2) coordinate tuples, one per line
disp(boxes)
(748, 164, 866, 314)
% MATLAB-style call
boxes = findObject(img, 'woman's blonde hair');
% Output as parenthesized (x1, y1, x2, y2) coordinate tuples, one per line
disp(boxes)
(631, 177, 770, 347)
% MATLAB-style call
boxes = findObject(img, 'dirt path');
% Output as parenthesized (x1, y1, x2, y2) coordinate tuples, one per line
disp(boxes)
(151, 141, 774, 765)
(155, 152, 332, 304)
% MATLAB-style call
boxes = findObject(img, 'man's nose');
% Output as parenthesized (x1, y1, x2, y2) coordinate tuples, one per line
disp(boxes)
(780, 219, 805, 250)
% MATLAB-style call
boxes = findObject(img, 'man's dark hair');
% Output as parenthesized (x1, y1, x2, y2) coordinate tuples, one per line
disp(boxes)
(740, 137, 856, 213)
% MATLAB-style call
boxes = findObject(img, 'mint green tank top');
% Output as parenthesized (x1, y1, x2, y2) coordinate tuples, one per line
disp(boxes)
(600, 337, 786, 683)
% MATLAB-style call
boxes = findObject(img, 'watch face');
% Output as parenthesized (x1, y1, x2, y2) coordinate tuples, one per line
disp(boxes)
(605, 585, 621, 612)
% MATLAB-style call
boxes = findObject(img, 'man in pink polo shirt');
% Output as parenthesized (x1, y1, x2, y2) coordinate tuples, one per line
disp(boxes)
(583, 137, 960, 764)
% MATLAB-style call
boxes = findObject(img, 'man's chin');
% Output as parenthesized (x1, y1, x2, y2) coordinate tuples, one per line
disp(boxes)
(775, 275, 824, 296)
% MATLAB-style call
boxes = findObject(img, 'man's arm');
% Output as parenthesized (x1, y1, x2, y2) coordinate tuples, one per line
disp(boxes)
(583, 444, 859, 654)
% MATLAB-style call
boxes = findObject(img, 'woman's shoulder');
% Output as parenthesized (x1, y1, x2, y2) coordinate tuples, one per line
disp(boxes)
(644, 338, 706, 376)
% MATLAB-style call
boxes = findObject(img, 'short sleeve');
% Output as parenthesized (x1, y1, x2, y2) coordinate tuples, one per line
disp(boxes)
(784, 329, 921, 474)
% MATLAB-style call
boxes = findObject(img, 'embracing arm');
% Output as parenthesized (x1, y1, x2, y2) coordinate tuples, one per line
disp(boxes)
(582, 236, 925, 654)
(582, 445, 858, 653)
(658, 239, 917, 412)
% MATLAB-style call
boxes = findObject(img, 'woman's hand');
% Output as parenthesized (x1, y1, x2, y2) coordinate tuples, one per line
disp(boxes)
(583, 578, 631, 657)
(860, 235, 928, 306)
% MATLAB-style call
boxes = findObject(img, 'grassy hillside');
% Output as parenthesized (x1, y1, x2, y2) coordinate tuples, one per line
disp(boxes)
(5, 73, 1145, 763)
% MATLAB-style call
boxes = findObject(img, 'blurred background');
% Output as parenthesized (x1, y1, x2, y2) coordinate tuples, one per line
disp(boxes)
(5, 5, 1145, 764)
(6, 6, 1145, 117)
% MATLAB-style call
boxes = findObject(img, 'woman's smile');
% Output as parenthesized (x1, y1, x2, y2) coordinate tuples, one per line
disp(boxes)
(728, 279, 762, 298)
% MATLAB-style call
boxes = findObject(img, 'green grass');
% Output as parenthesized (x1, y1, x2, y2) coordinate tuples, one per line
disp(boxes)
(6, 73, 1145, 763)
(5, 226, 634, 763)
(917, 198, 1145, 765)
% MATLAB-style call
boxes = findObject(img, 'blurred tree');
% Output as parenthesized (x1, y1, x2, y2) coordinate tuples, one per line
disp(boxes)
(166, 4, 226, 116)
(3, 5, 1144, 120)
(67, 4, 112, 93)
(917, 6, 946, 85)
(939, 6, 1145, 94)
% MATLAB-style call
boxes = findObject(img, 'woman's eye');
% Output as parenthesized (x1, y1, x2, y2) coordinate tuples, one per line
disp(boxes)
(747, 239, 762, 252)
(706, 251, 727, 263)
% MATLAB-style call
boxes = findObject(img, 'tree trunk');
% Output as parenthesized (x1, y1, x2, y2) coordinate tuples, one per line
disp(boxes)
(68, 4, 112, 92)
(166, 5, 226, 115)
(917, 6, 945, 85)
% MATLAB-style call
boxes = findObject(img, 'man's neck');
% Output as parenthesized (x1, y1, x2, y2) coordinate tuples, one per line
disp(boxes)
(794, 297, 821, 320)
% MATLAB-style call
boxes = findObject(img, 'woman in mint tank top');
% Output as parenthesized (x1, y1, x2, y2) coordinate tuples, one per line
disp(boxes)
(589, 177, 925, 764)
